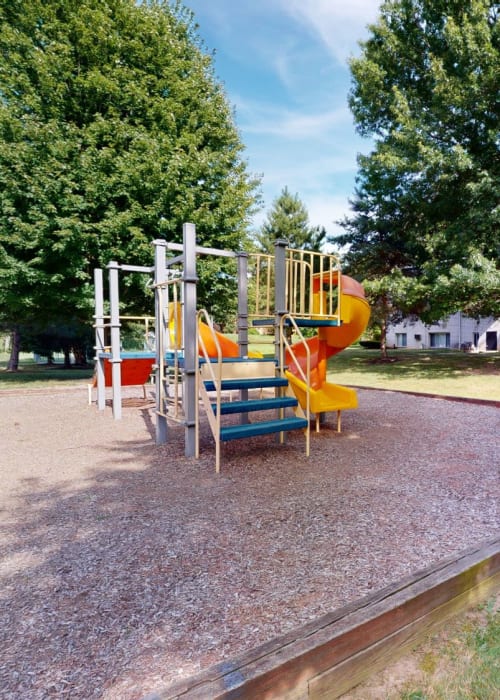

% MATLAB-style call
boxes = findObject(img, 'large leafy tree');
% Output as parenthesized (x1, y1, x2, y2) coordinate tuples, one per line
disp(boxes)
(339, 0, 499, 328)
(254, 186, 326, 253)
(0, 0, 260, 368)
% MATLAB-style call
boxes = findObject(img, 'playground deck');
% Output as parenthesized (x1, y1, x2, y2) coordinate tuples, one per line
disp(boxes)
(0, 387, 498, 699)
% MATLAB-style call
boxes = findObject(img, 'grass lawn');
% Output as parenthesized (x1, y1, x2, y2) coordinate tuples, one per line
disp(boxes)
(1, 344, 499, 401)
(398, 596, 499, 700)
(0, 354, 93, 388)
(326, 347, 499, 401)
(348, 594, 500, 700)
(244, 338, 499, 401)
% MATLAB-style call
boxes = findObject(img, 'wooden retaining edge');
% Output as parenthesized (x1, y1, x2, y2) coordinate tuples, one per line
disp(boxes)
(146, 536, 500, 700)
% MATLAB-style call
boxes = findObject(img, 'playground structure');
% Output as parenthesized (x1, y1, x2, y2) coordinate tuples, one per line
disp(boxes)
(93, 223, 370, 471)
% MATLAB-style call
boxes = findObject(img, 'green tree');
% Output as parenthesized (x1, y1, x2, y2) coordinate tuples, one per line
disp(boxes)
(0, 0, 260, 369)
(340, 0, 500, 326)
(254, 187, 326, 253)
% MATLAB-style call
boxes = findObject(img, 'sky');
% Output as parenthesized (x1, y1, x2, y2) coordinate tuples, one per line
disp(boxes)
(184, 0, 383, 240)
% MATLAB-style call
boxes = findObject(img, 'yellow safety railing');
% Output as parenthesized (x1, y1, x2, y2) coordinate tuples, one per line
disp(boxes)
(248, 248, 342, 325)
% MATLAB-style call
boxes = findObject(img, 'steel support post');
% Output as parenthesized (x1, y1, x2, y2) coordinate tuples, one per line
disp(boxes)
(182, 223, 198, 457)
(237, 252, 250, 424)
(274, 238, 288, 362)
(93, 268, 106, 411)
(108, 261, 122, 420)
(154, 240, 168, 445)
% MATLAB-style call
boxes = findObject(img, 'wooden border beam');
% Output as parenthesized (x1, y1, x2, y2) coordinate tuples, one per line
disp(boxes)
(147, 536, 499, 700)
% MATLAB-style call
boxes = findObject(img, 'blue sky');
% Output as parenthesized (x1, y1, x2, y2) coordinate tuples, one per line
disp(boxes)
(184, 0, 382, 240)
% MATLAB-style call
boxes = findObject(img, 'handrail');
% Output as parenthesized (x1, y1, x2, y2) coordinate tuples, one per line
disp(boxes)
(196, 309, 223, 472)
(286, 248, 342, 324)
(279, 314, 311, 457)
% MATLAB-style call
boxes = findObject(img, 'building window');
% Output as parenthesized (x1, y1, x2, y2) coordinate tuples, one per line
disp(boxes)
(395, 333, 407, 347)
(473, 332, 479, 348)
(429, 332, 450, 348)
(486, 331, 498, 351)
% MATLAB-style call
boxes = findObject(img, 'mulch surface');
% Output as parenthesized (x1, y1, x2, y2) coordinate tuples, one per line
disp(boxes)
(0, 385, 498, 699)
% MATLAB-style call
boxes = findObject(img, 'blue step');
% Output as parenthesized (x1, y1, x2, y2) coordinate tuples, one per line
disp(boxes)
(204, 377, 288, 392)
(220, 417, 308, 442)
(212, 396, 298, 415)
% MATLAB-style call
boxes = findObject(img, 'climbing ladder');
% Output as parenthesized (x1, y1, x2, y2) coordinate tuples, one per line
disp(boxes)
(196, 311, 310, 473)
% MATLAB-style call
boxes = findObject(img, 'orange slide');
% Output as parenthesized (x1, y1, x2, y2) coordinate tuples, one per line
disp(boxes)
(285, 274, 370, 431)
(198, 322, 263, 358)
(198, 322, 243, 358)
(169, 302, 261, 358)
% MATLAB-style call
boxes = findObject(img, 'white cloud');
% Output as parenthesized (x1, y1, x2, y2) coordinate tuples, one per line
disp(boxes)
(185, 0, 375, 239)
(306, 193, 352, 234)
(235, 99, 351, 140)
(276, 0, 382, 64)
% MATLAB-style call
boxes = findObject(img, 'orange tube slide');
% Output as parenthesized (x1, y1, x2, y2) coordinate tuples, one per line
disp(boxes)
(198, 321, 240, 358)
(285, 274, 370, 396)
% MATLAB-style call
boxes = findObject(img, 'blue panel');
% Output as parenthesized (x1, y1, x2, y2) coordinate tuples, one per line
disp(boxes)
(212, 396, 298, 415)
(204, 377, 288, 392)
(220, 417, 308, 442)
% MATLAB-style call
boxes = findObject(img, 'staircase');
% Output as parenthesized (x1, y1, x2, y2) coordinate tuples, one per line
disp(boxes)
(197, 358, 309, 473)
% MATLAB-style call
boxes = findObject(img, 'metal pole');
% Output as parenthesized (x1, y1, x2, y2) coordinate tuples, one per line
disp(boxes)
(237, 252, 249, 357)
(108, 261, 122, 420)
(93, 268, 106, 411)
(154, 240, 168, 444)
(183, 223, 198, 457)
(274, 239, 288, 442)
(237, 252, 249, 424)
(274, 239, 288, 363)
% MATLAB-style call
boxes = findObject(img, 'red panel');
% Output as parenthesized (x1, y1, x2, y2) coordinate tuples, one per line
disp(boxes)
(103, 358, 154, 387)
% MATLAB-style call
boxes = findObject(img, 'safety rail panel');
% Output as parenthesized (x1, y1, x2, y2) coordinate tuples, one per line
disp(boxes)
(248, 248, 342, 325)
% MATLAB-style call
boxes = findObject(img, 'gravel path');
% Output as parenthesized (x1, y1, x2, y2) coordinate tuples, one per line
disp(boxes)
(0, 386, 498, 699)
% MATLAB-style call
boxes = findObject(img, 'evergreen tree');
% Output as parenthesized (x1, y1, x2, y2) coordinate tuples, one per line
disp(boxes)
(0, 0, 260, 368)
(255, 187, 326, 253)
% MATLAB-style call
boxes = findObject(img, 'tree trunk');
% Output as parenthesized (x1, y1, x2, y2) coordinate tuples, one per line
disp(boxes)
(380, 317, 388, 359)
(73, 345, 87, 366)
(6, 327, 21, 371)
(63, 348, 72, 368)
(379, 295, 389, 359)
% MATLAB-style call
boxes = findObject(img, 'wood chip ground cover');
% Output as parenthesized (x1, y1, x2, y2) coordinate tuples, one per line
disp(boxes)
(0, 387, 498, 699)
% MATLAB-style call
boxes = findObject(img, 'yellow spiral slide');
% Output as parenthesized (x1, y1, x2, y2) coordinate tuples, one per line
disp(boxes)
(284, 274, 370, 431)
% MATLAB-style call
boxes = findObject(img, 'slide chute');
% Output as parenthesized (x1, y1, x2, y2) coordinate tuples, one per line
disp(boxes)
(285, 274, 370, 429)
